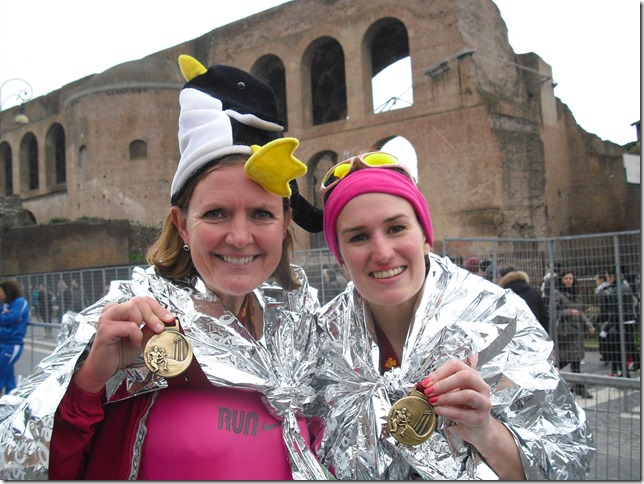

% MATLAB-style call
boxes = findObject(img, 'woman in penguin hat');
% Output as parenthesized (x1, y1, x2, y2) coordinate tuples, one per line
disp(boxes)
(0, 56, 329, 480)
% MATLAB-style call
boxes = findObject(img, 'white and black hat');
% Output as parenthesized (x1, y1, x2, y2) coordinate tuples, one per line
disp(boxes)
(171, 55, 322, 232)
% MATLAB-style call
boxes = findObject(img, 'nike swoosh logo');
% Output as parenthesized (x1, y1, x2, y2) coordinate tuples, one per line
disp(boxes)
(262, 422, 282, 431)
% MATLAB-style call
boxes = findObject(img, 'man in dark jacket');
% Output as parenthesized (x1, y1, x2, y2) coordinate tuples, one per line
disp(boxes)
(498, 265, 549, 334)
(598, 267, 639, 376)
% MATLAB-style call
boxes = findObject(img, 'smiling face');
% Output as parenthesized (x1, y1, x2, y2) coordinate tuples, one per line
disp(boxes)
(336, 192, 429, 308)
(171, 163, 289, 307)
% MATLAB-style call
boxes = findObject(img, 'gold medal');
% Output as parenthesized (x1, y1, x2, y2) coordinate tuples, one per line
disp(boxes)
(144, 319, 193, 378)
(387, 388, 436, 446)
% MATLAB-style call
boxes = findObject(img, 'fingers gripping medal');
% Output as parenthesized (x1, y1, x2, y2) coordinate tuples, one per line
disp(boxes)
(144, 319, 193, 378)
(387, 388, 436, 446)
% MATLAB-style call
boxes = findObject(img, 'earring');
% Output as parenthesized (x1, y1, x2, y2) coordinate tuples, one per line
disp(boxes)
(182, 244, 190, 252)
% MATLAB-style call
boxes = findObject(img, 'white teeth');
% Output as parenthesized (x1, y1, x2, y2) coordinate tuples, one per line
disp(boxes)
(371, 267, 404, 279)
(222, 255, 254, 264)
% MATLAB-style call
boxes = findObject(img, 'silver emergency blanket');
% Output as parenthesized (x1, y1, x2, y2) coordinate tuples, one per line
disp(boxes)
(313, 253, 595, 480)
(0, 265, 330, 480)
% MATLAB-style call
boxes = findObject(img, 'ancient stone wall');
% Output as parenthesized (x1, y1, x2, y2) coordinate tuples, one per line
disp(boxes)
(0, 220, 159, 275)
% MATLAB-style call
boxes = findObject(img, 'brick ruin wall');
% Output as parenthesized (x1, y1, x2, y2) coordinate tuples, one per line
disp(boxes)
(0, 0, 637, 272)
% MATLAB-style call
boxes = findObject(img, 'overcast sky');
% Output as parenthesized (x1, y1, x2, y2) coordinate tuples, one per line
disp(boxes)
(0, 0, 640, 145)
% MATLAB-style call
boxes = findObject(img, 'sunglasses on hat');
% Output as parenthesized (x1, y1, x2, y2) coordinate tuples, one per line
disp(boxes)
(319, 151, 413, 206)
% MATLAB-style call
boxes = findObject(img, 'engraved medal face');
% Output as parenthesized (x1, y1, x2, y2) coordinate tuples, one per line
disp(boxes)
(144, 320, 193, 378)
(387, 389, 436, 446)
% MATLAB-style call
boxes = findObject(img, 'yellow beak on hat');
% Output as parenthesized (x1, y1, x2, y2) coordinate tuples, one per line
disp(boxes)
(246, 138, 307, 197)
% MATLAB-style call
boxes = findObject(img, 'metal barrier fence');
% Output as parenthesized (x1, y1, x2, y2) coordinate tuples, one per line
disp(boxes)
(442, 230, 641, 376)
(442, 230, 641, 480)
(14, 265, 140, 328)
(7, 230, 641, 479)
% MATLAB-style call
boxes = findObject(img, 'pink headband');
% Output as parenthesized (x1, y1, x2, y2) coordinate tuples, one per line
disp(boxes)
(323, 169, 433, 264)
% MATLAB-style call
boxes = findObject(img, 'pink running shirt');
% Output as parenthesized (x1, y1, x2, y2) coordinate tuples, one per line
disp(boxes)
(139, 385, 309, 480)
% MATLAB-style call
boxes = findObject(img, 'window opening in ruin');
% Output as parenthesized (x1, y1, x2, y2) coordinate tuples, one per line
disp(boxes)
(78, 145, 88, 168)
(252, 55, 288, 131)
(129, 140, 147, 160)
(20, 133, 38, 191)
(46, 124, 66, 186)
(368, 18, 412, 114)
(310, 38, 347, 125)
(28, 140, 38, 190)
(0, 143, 12, 196)
(309, 150, 338, 249)
(55, 133, 66, 184)
(372, 57, 413, 113)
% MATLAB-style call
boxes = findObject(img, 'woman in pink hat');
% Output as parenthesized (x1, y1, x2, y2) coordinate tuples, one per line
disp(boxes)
(312, 152, 595, 480)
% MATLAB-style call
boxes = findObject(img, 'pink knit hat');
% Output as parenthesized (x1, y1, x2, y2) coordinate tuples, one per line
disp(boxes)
(322, 169, 433, 264)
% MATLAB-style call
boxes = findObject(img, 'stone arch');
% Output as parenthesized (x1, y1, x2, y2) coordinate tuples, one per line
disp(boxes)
(251, 55, 288, 131)
(307, 150, 339, 248)
(46, 123, 66, 187)
(304, 37, 347, 126)
(364, 17, 412, 113)
(0, 142, 13, 196)
(20, 133, 38, 191)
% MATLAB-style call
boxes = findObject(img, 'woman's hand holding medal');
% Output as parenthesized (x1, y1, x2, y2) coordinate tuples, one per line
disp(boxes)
(73, 296, 175, 394)
(418, 357, 494, 439)
(418, 357, 525, 480)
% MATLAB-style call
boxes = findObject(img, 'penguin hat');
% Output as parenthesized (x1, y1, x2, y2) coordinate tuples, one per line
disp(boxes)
(170, 55, 323, 232)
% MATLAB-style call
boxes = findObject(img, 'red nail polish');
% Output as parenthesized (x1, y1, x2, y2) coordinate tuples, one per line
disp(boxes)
(429, 396, 439, 404)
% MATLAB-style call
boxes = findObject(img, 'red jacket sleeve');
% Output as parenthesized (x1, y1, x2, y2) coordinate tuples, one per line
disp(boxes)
(49, 379, 105, 480)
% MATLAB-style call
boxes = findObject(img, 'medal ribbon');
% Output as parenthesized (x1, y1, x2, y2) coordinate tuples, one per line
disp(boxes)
(374, 323, 399, 374)
(237, 294, 256, 339)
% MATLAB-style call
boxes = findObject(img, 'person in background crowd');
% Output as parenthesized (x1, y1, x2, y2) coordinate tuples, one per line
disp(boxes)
(322, 266, 344, 304)
(312, 151, 594, 479)
(0, 280, 29, 396)
(545, 270, 595, 398)
(464, 256, 482, 275)
(594, 272, 609, 294)
(625, 272, 641, 371)
(593, 272, 610, 364)
(30, 285, 41, 323)
(619, 272, 640, 373)
(0, 55, 327, 480)
(480, 259, 496, 281)
(37, 283, 56, 336)
(497, 265, 549, 334)
(68, 279, 88, 313)
(540, 262, 562, 298)
(56, 280, 71, 321)
(599, 267, 639, 376)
